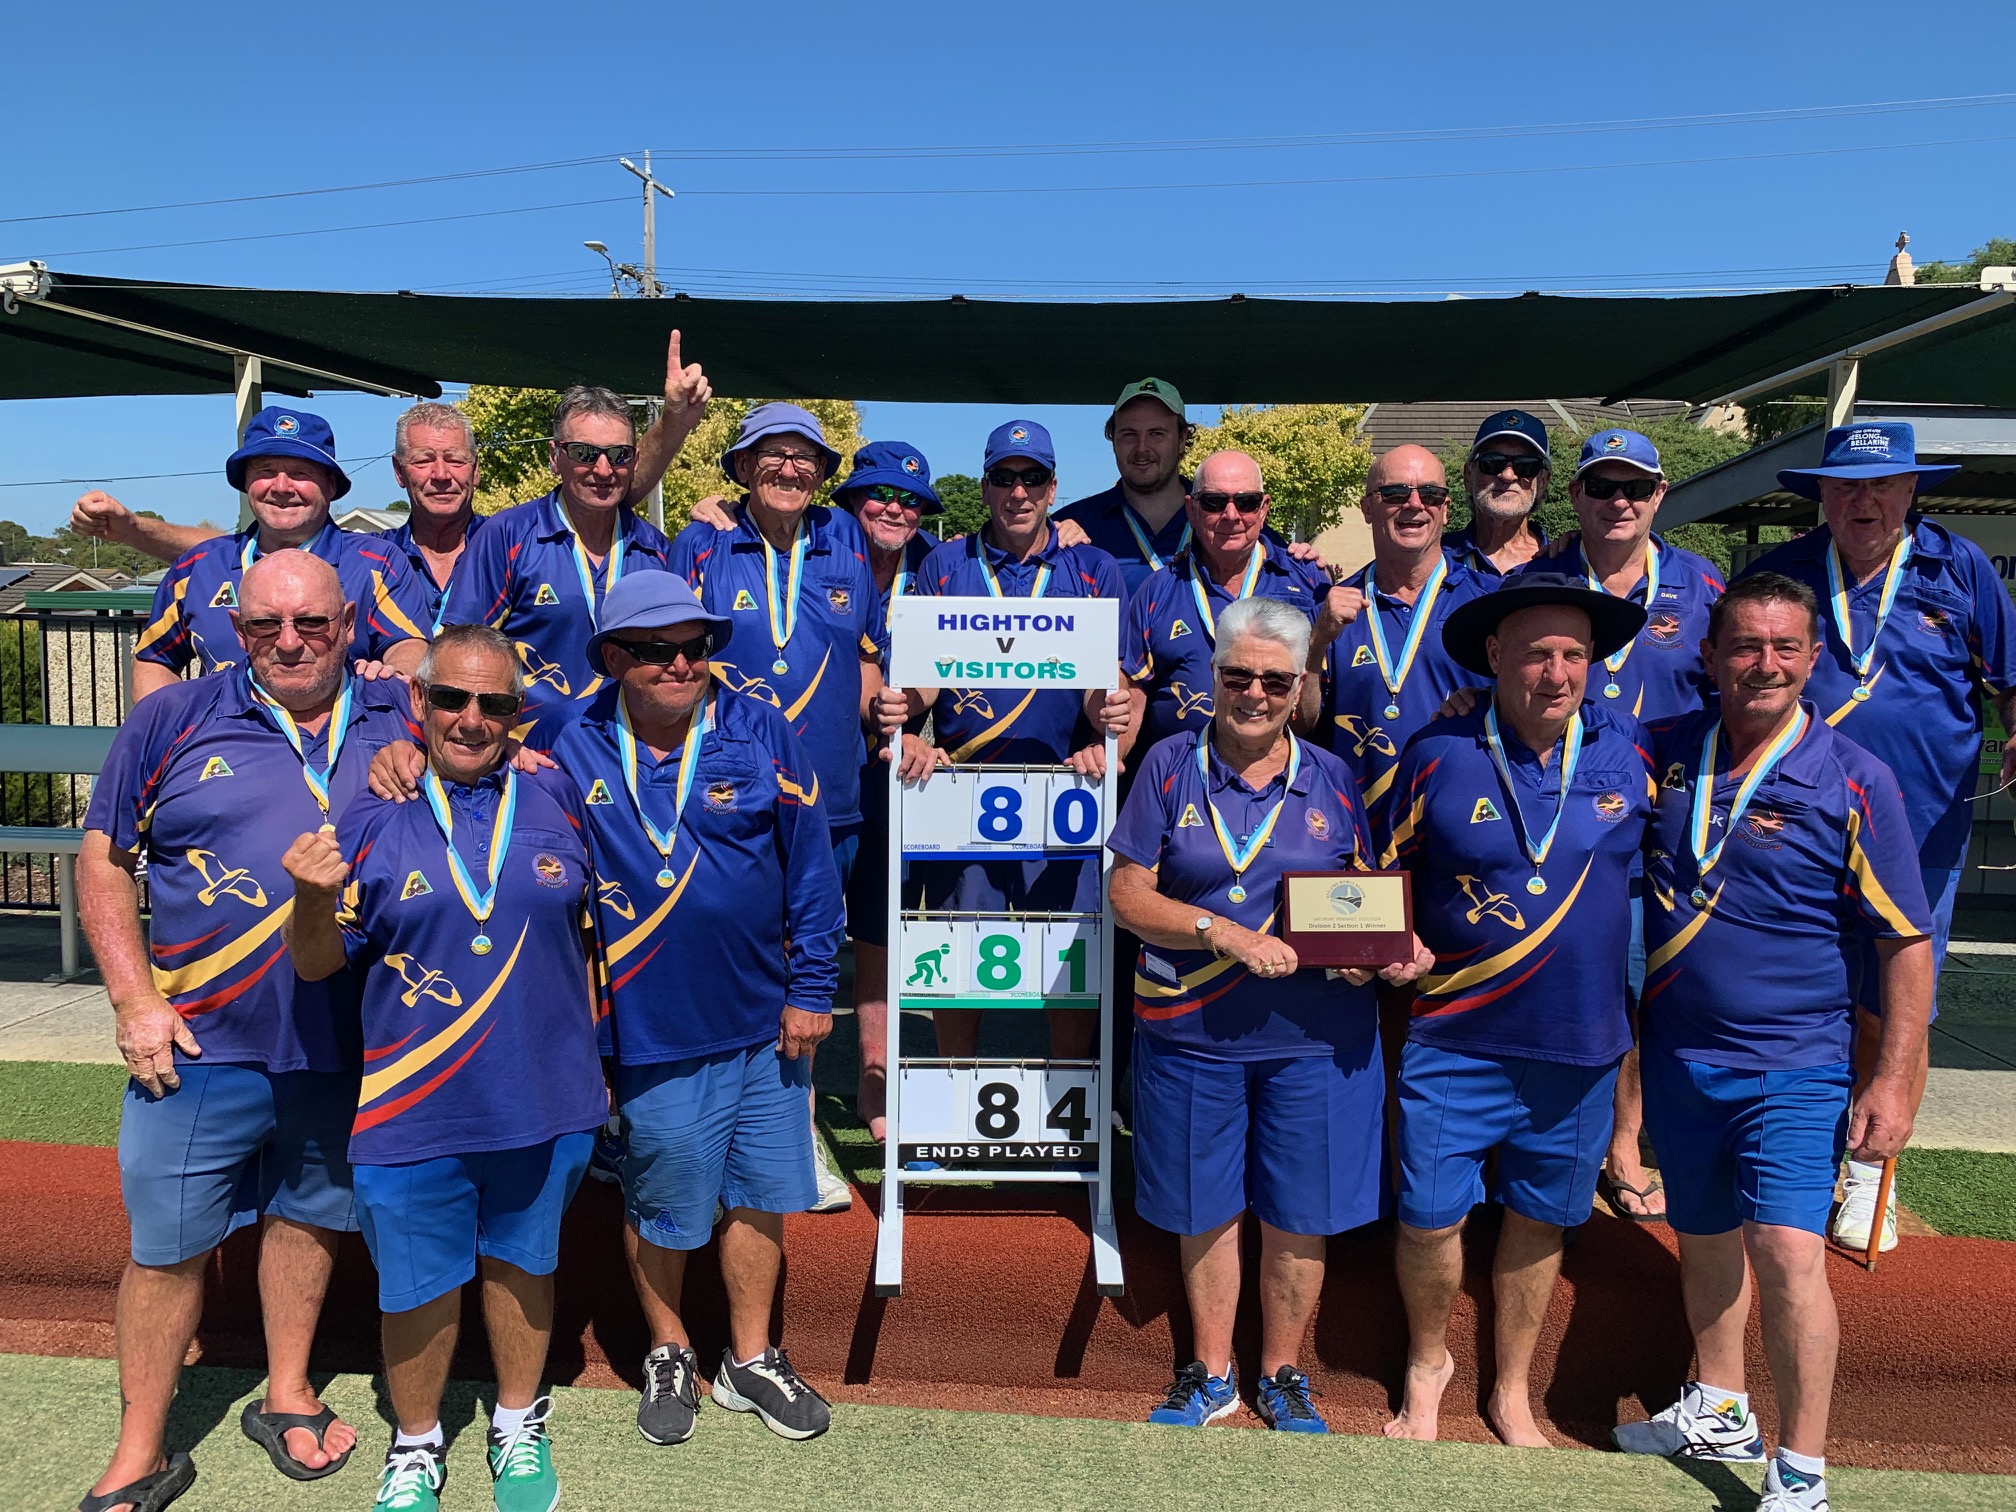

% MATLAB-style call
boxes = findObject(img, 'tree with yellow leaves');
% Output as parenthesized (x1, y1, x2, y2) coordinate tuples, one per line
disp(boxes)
(1182, 403, 1373, 543)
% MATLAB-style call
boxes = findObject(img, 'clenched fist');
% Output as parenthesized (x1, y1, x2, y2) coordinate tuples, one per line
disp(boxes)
(283, 828, 350, 901)
(71, 490, 134, 542)
(1312, 584, 1367, 655)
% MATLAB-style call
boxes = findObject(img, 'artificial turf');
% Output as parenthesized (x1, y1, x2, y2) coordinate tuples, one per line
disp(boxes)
(1897, 1147, 2016, 1242)
(9, 1354, 2013, 1512)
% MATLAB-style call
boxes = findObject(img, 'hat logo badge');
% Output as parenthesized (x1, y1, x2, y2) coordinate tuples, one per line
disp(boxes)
(1010, 426, 1029, 443)
(1503, 416, 1521, 429)
(1603, 434, 1625, 451)
(902, 455, 921, 475)
(274, 415, 299, 436)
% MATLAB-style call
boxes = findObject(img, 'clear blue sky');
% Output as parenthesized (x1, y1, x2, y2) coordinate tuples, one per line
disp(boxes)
(5, 0, 2014, 535)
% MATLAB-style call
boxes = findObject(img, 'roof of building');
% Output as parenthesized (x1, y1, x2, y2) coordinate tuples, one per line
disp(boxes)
(0, 563, 130, 614)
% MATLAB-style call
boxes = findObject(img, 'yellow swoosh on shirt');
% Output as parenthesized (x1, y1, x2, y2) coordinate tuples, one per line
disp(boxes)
(360, 921, 527, 1105)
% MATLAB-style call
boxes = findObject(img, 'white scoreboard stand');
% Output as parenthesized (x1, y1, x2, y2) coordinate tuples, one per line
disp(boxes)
(877, 594, 1125, 1297)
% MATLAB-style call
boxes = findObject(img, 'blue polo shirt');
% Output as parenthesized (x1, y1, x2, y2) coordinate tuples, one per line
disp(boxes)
(1641, 705, 1933, 1071)
(440, 491, 673, 746)
(1122, 540, 1330, 753)
(667, 506, 885, 829)
(553, 687, 844, 1064)
(136, 520, 432, 678)
(1108, 732, 1377, 1060)
(1518, 534, 1722, 723)
(377, 509, 488, 627)
(1053, 481, 1196, 597)
(1740, 517, 2016, 875)
(1380, 699, 1655, 1066)
(83, 670, 415, 1074)
(1322, 561, 1491, 823)
(1443, 521, 1549, 580)
(333, 764, 607, 1164)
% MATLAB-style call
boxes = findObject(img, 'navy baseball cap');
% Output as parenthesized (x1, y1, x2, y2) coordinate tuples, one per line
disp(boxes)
(1574, 428, 1663, 480)
(984, 419, 1056, 472)
(1776, 421, 1960, 501)
(834, 440, 943, 514)
(1441, 572, 1648, 679)
(586, 569, 734, 675)
(1470, 409, 1550, 460)
(225, 407, 351, 500)
(719, 402, 842, 483)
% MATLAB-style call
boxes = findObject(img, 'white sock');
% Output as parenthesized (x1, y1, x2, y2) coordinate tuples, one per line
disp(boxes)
(394, 1424, 443, 1450)
(731, 1350, 770, 1369)
(1845, 1159, 1884, 1183)
(1695, 1382, 1750, 1419)
(1778, 1447, 1827, 1479)
(491, 1401, 533, 1436)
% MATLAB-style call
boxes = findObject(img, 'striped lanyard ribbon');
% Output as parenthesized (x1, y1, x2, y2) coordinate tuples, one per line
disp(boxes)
(977, 534, 1052, 598)
(1186, 545, 1264, 642)
(1688, 707, 1807, 894)
(1358, 556, 1448, 719)
(239, 531, 324, 571)
(1195, 728, 1300, 904)
(1123, 506, 1190, 574)
(1482, 701, 1583, 895)
(249, 675, 352, 818)
(421, 766, 518, 954)
(1825, 534, 1912, 689)
(560, 508, 625, 632)
(616, 690, 714, 883)
(761, 524, 808, 668)
(1587, 539, 1659, 685)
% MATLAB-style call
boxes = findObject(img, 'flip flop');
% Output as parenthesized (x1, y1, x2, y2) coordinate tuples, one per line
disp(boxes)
(1599, 1168, 1668, 1224)
(239, 1401, 353, 1481)
(78, 1453, 195, 1512)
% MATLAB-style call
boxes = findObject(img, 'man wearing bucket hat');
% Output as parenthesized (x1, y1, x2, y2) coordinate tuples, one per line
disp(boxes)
(1446, 410, 1552, 579)
(1377, 573, 1654, 1447)
(129, 406, 434, 702)
(549, 571, 847, 1446)
(1739, 421, 2016, 1254)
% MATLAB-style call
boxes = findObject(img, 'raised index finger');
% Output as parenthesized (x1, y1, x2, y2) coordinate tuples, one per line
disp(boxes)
(666, 328, 682, 375)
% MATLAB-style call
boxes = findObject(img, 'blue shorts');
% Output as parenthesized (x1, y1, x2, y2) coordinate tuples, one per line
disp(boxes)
(1640, 1050, 1852, 1236)
(352, 1131, 594, 1312)
(1131, 1029, 1386, 1238)
(1857, 860, 1958, 1021)
(1627, 886, 1647, 1005)
(1395, 1041, 1621, 1230)
(118, 1064, 357, 1267)
(617, 1042, 816, 1251)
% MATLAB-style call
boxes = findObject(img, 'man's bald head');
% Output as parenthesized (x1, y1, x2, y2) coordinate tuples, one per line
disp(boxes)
(234, 548, 356, 711)
(1360, 445, 1451, 563)
(1366, 445, 1446, 494)
(1193, 449, 1265, 494)
(239, 549, 344, 621)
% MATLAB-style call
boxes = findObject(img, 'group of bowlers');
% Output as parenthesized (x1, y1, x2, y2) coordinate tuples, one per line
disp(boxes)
(61, 340, 2011, 1512)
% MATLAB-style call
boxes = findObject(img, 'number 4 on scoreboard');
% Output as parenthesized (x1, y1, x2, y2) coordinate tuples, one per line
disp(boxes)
(1046, 1084, 1092, 1142)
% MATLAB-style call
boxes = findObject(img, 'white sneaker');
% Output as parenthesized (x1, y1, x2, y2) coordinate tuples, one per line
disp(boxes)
(810, 1157, 852, 1213)
(1612, 1382, 1765, 1461)
(1830, 1166, 1898, 1253)
(1759, 1457, 1829, 1511)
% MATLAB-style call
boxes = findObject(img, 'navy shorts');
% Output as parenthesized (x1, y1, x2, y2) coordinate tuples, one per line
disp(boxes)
(352, 1131, 595, 1312)
(1395, 1041, 1621, 1230)
(1857, 861, 1959, 1021)
(1640, 1049, 1852, 1236)
(1131, 1028, 1386, 1238)
(617, 1043, 817, 1251)
(844, 836, 924, 949)
(118, 1063, 357, 1267)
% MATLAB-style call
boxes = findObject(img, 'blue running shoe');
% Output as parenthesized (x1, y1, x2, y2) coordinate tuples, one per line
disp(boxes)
(1148, 1361, 1238, 1427)
(1255, 1365, 1327, 1433)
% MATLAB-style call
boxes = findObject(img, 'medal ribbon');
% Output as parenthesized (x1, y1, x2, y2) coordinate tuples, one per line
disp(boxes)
(421, 767, 517, 932)
(976, 533, 1053, 598)
(1195, 728, 1301, 891)
(560, 507, 626, 633)
(1688, 707, 1807, 886)
(1123, 507, 1190, 573)
(1825, 534, 1912, 683)
(761, 524, 808, 662)
(1358, 556, 1448, 706)
(615, 689, 714, 864)
(1587, 539, 1659, 676)
(1186, 545, 1264, 642)
(239, 531, 326, 571)
(248, 673, 352, 817)
(1482, 701, 1584, 874)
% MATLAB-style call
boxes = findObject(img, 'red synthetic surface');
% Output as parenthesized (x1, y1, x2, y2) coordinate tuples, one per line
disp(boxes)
(3, 1141, 2011, 1473)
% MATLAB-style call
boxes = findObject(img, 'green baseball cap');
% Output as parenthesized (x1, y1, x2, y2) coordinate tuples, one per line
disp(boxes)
(1104, 376, 1186, 437)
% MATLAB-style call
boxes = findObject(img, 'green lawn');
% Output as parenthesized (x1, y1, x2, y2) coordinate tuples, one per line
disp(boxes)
(8, 1355, 2012, 1512)
(1898, 1147, 2016, 1242)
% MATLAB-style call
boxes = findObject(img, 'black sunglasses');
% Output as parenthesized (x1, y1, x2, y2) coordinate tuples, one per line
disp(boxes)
(557, 441, 638, 468)
(1372, 483, 1452, 507)
(862, 484, 924, 510)
(1579, 475, 1661, 502)
(986, 465, 1053, 489)
(423, 683, 525, 719)
(1194, 490, 1266, 515)
(1218, 664, 1299, 698)
(1473, 452, 1548, 480)
(606, 633, 713, 665)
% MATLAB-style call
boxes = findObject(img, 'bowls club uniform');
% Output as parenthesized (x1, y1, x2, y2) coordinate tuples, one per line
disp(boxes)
(377, 509, 489, 627)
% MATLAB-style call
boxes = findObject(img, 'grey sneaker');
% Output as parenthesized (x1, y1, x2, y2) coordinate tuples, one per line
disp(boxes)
(637, 1343, 701, 1445)
(712, 1347, 832, 1440)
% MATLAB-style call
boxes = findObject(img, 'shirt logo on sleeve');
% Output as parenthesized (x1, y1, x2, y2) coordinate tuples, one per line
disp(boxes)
(1305, 809, 1330, 839)
(827, 586, 851, 612)
(1591, 791, 1627, 822)
(1177, 803, 1204, 828)
(186, 848, 266, 908)
(533, 583, 560, 606)
(1469, 797, 1503, 824)
(585, 778, 615, 805)
(400, 870, 433, 900)
(704, 781, 738, 813)
(1168, 619, 1194, 641)
(733, 589, 758, 611)
(208, 582, 238, 609)
(386, 952, 462, 1009)
(533, 852, 569, 886)
(198, 756, 235, 781)
(1350, 645, 1375, 667)
(1457, 873, 1526, 929)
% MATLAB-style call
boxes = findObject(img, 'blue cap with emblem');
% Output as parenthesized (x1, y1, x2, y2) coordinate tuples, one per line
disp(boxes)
(1574, 428, 1663, 480)
(1469, 409, 1551, 461)
(983, 418, 1056, 472)
(1775, 421, 1961, 501)
(833, 439, 943, 514)
(225, 406, 351, 500)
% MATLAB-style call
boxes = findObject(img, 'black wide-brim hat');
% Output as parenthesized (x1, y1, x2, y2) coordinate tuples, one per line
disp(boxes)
(1440, 571, 1649, 678)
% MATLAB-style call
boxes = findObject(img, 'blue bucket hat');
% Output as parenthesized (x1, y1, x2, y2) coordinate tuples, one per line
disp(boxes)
(984, 419, 1057, 472)
(1776, 421, 1960, 501)
(719, 402, 842, 484)
(833, 440, 943, 514)
(586, 569, 734, 676)
(225, 406, 351, 500)
(1574, 428, 1663, 480)
(1469, 409, 1550, 461)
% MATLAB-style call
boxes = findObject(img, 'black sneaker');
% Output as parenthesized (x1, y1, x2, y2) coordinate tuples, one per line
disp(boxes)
(637, 1343, 702, 1445)
(711, 1347, 832, 1440)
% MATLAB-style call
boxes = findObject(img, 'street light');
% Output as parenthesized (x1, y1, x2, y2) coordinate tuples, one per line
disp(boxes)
(584, 240, 621, 299)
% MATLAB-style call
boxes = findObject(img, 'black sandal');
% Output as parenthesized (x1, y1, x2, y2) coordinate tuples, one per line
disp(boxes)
(239, 1400, 354, 1480)
(77, 1453, 195, 1512)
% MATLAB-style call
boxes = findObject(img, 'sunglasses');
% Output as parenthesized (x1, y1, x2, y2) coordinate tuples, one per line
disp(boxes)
(1579, 475, 1661, 502)
(1372, 483, 1452, 507)
(606, 633, 713, 665)
(862, 484, 924, 511)
(422, 683, 525, 719)
(1194, 490, 1266, 515)
(986, 465, 1053, 489)
(235, 613, 339, 642)
(557, 441, 638, 469)
(1473, 452, 1548, 480)
(1218, 665, 1299, 698)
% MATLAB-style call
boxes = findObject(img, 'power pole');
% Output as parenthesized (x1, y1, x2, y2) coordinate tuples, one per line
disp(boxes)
(618, 153, 676, 529)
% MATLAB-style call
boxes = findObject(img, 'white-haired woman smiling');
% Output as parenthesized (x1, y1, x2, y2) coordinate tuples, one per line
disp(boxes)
(1108, 597, 1431, 1435)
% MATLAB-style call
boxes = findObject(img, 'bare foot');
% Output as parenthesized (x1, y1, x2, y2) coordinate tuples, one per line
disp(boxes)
(264, 1389, 357, 1471)
(1383, 1350, 1455, 1440)
(1603, 1153, 1667, 1219)
(1486, 1387, 1553, 1448)
(858, 1072, 887, 1144)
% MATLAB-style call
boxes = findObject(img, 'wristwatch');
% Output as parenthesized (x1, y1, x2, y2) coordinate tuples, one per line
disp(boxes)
(1194, 915, 1223, 957)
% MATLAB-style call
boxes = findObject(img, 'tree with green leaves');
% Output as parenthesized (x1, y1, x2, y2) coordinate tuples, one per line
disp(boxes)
(931, 473, 988, 539)
(1181, 404, 1374, 542)
(1917, 236, 2016, 284)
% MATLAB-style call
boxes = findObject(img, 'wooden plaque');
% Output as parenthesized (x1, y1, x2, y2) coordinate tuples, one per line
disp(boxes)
(1277, 870, 1414, 968)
